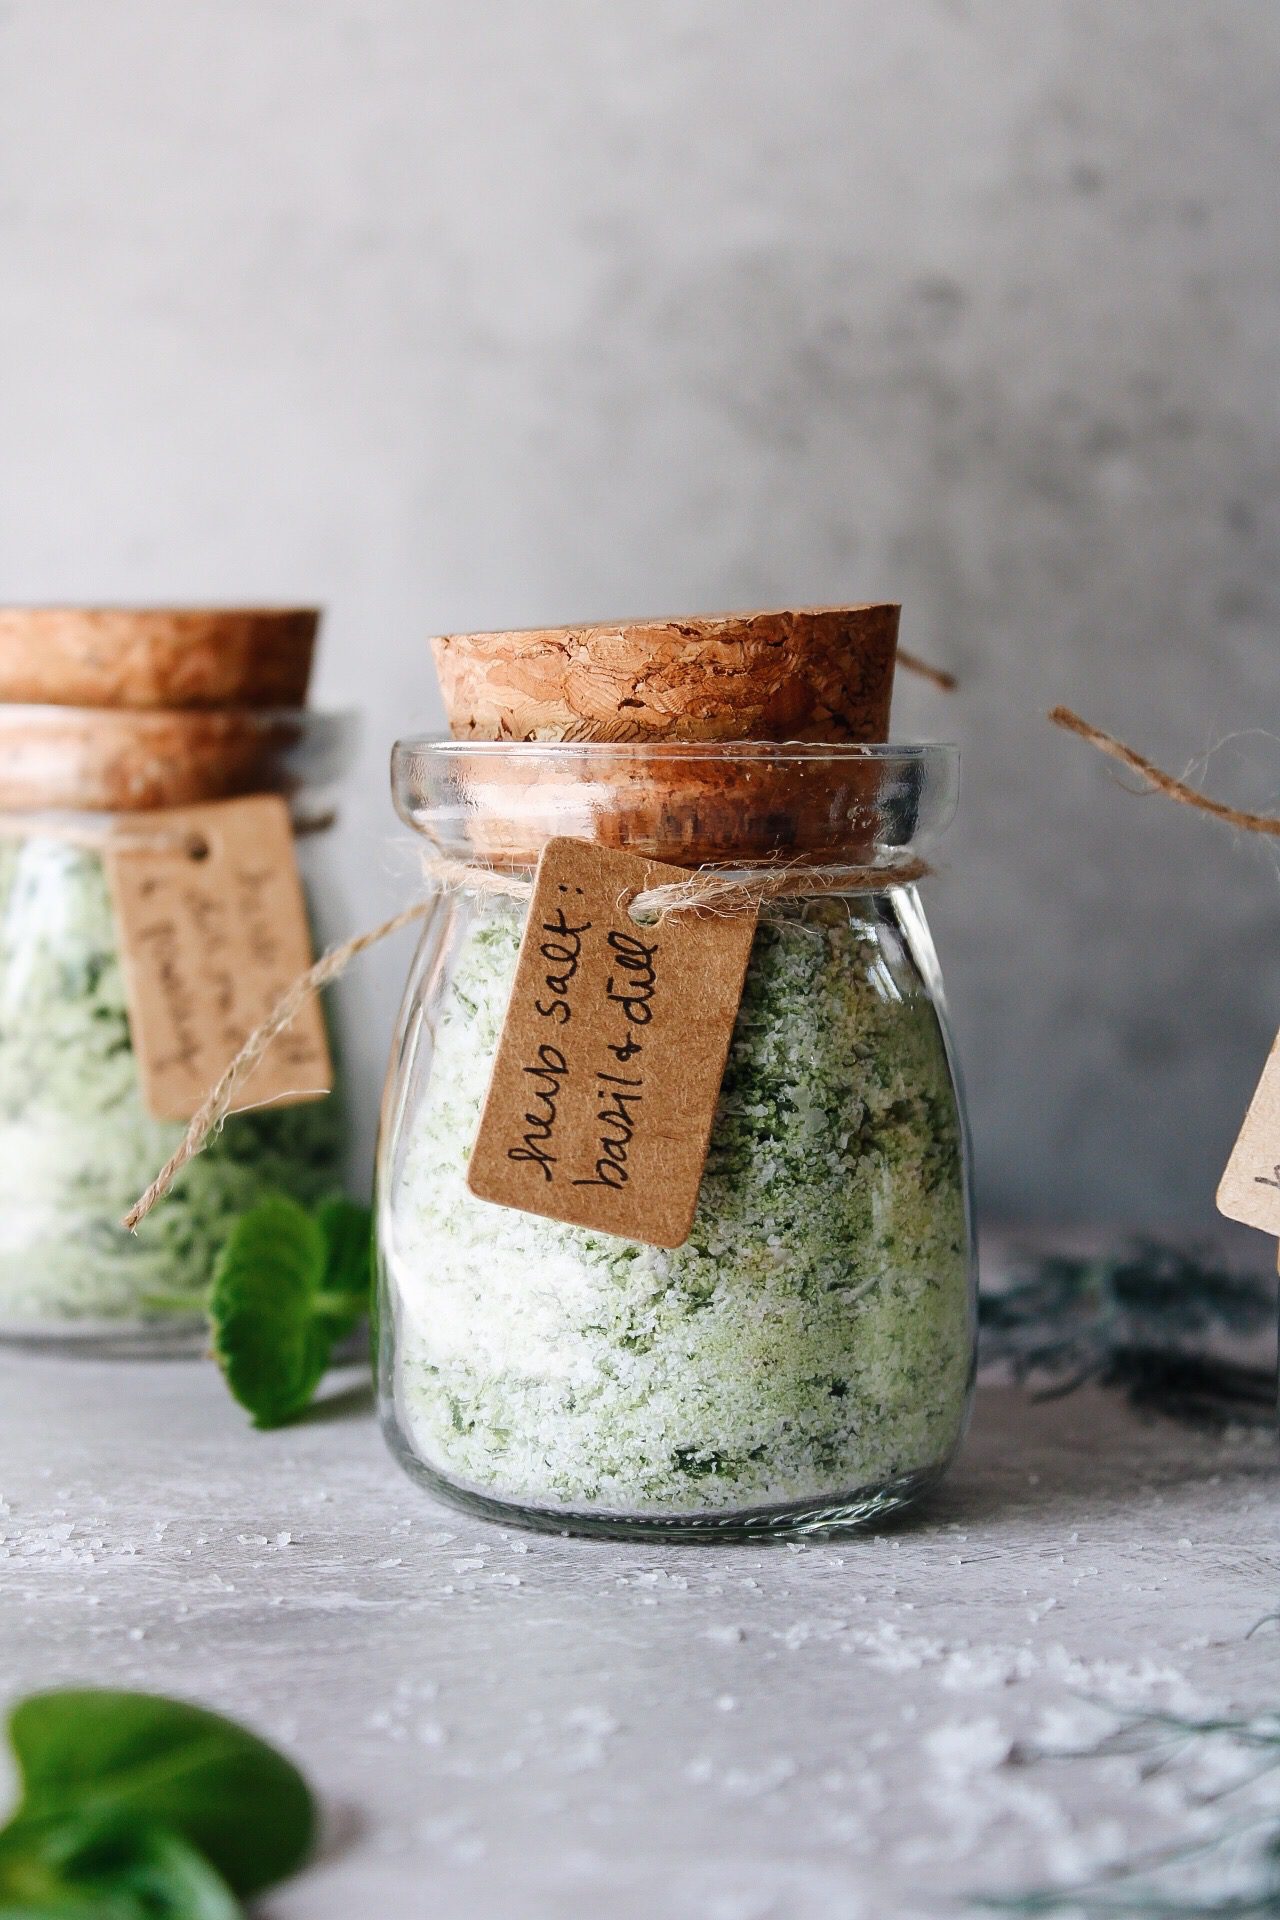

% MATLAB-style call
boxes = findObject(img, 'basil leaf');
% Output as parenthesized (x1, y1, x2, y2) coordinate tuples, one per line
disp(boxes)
(6, 1692, 313, 1899)
(210, 1195, 373, 1427)
(0, 1806, 246, 1911)
(0, 1816, 243, 1918)
(315, 1197, 373, 1331)
(210, 1196, 331, 1429)
(79, 1825, 242, 1919)
(0, 1816, 113, 1916)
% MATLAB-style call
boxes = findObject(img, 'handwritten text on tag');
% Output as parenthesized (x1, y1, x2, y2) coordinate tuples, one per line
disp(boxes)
(467, 837, 757, 1249)
(105, 794, 332, 1123)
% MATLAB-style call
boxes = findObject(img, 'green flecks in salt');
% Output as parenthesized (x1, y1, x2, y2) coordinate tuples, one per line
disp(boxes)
(387, 892, 972, 1516)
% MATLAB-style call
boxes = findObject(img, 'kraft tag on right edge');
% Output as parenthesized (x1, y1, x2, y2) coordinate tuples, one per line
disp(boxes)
(1217, 1023, 1280, 1239)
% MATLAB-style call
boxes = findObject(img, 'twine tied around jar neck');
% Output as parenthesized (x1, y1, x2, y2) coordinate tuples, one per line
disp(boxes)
(412, 849, 931, 917)
(122, 842, 933, 1231)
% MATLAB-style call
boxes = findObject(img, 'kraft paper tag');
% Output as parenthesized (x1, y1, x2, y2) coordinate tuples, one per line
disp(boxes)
(467, 837, 758, 1249)
(105, 794, 332, 1123)
(1217, 1024, 1280, 1235)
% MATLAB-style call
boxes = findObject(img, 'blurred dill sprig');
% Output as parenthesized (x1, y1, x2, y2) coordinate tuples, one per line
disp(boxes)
(979, 1245, 1276, 1429)
(980, 1704, 1280, 1916)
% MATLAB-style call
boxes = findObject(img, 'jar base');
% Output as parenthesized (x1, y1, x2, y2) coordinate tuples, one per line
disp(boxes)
(383, 1421, 945, 1542)
(0, 1318, 209, 1359)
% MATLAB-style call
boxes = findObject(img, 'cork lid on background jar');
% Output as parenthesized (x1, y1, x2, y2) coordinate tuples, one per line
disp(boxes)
(0, 607, 318, 709)
(0, 607, 328, 812)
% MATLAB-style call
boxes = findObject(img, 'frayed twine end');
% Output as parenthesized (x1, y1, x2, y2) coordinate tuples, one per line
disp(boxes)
(1050, 705, 1280, 839)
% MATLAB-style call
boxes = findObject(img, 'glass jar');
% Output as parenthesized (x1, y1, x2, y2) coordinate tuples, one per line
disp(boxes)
(377, 739, 975, 1538)
(0, 704, 357, 1352)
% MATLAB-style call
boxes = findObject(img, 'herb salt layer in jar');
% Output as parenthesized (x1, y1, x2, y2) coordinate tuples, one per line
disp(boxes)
(0, 609, 355, 1352)
(377, 610, 976, 1537)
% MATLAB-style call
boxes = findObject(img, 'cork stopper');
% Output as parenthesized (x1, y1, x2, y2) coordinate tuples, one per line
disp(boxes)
(428, 607, 902, 866)
(432, 605, 899, 744)
(0, 607, 318, 709)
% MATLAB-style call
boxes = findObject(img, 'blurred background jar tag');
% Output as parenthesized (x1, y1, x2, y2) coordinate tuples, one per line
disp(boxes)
(467, 837, 756, 1249)
(105, 794, 332, 1122)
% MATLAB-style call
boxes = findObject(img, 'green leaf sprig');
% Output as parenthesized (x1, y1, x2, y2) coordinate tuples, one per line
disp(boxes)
(209, 1195, 373, 1429)
(978, 1701, 1280, 1916)
(979, 1243, 1276, 1428)
(0, 1690, 315, 1918)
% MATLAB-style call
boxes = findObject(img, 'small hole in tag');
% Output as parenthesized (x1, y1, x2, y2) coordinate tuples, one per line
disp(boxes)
(185, 833, 211, 863)
(624, 888, 660, 928)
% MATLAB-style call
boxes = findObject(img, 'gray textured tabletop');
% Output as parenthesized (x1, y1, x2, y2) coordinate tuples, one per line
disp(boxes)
(1, 1344, 1278, 1920)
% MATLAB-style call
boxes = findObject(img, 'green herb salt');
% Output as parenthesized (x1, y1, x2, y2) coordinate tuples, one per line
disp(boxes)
(386, 891, 973, 1517)
(0, 836, 345, 1333)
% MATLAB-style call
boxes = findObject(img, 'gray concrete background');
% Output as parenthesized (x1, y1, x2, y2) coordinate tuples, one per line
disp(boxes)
(2, 1, 1279, 1230)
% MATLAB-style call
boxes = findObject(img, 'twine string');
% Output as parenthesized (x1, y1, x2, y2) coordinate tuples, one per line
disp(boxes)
(1051, 707, 1280, 838)
(122, 898, 433, 1232)
(123, 846, 930, 1230)
(898, 649, 957, 694)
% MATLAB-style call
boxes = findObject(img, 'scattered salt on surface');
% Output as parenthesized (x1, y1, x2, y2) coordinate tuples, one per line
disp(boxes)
(685, 1755, 799, 1798)
(1030, 1702, 1121, 1754)
(922, 1716, 1012, 1780)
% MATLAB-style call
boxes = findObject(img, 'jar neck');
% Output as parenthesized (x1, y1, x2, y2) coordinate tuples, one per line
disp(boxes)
(0, 707, 357, 813)
(0, 803, 337, 859)
(394, 740, 956, 873)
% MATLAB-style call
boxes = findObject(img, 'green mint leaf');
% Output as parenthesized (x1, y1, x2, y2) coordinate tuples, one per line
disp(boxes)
(209, 1196, 332, 1429)
(4, 1691, 313, 1900)
(0, 1816, 243, 1918)
(210, 1194, 372, 1427)
(314, 1197, 373, 1329)
(79, 1824, 242, 1919)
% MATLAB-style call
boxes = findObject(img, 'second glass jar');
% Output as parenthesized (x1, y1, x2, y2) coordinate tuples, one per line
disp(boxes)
(0, 704, 357, 1352)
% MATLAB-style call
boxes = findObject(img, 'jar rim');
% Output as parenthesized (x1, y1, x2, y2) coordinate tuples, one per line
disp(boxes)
(392, 737, 959, 869)
(394, 734, 958, 764)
